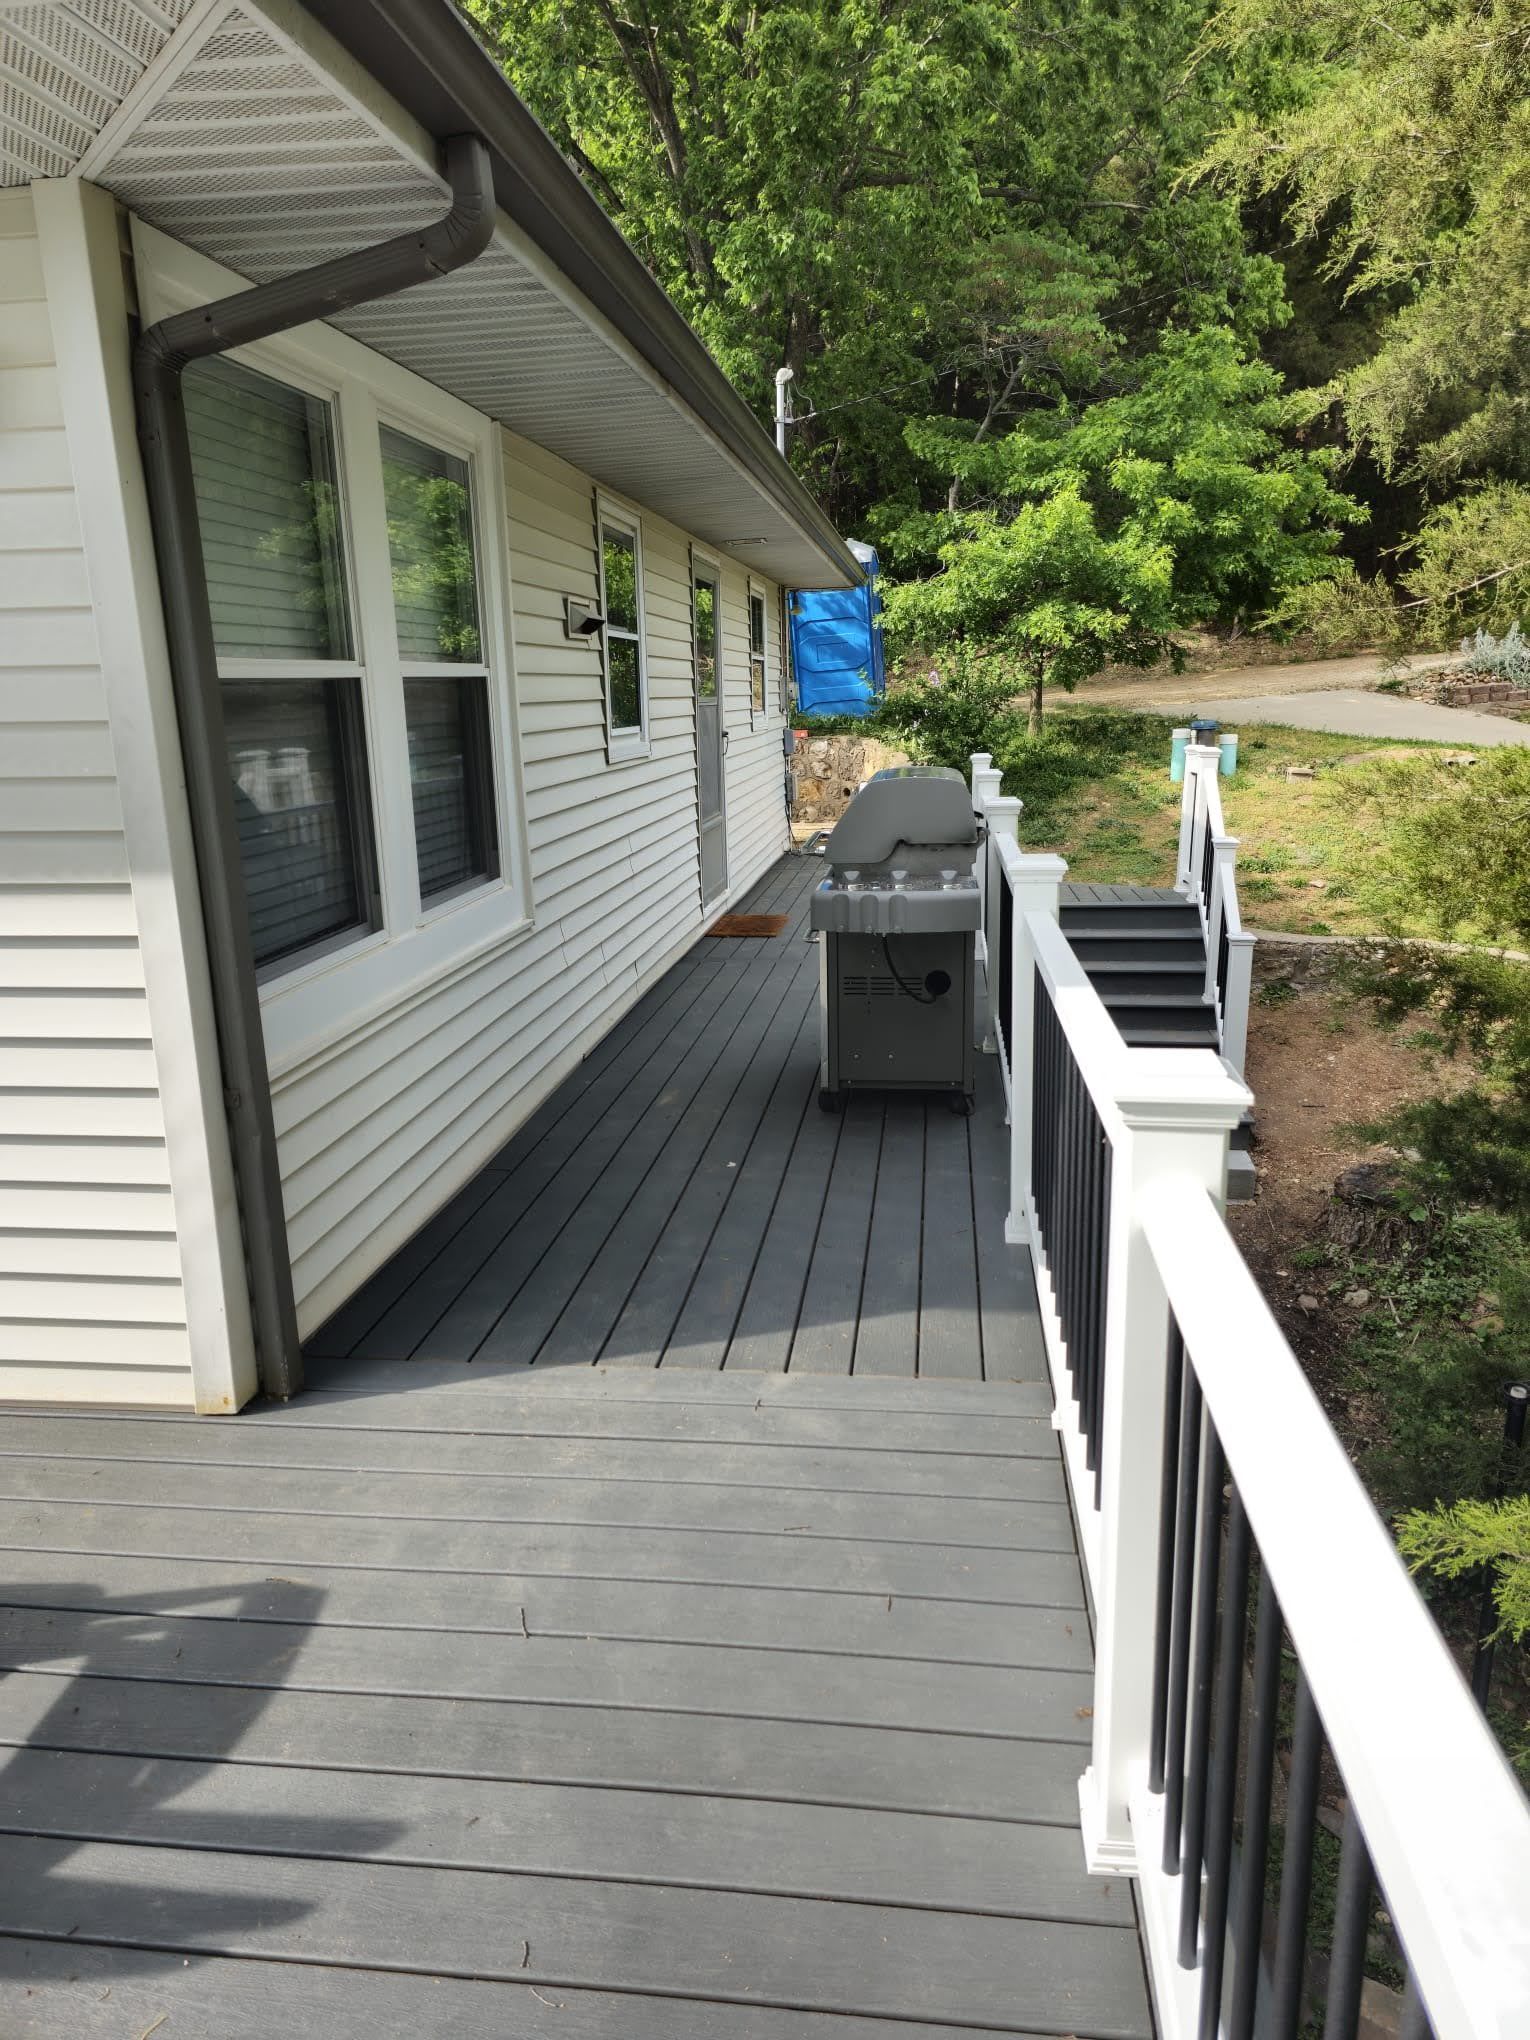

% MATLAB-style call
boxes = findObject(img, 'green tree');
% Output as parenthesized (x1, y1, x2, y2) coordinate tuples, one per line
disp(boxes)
(877, 327, 1353, 727)
(469, 0, 1281, 519)
(1204, 0, 1530, 637)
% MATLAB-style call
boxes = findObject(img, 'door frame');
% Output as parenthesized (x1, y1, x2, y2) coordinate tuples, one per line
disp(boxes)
(690, 546, 728, 904)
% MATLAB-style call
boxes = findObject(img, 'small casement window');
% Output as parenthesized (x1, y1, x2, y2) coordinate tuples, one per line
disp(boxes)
(599, 513, 646, 746)
(381, 425, 499, 903)
(183, 355, 381, 975)
(748, 587, 768, 714)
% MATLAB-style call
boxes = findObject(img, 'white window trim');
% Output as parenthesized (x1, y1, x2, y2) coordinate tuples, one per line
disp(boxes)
(131, 219, 534, 1076)
(595, 494, 650, 762)
(746, 578, 771, 728)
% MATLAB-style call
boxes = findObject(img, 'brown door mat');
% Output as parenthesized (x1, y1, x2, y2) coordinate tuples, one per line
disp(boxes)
(705, 912, 791, 938)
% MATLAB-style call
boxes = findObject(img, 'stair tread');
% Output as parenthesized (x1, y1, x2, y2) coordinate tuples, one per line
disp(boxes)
(1081, 957, 1205, 975)
(1064, 926, 1205, 942)
(1098, 990, 1212, 1008)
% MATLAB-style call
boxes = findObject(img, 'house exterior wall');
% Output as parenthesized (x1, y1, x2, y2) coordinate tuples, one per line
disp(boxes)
(6, 178, 798, 1398)
(0, 182, 255, 1412)
(275, 422, 793, 1334)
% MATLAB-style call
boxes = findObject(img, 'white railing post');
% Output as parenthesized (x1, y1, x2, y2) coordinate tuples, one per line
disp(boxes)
(1174, 749, 1200, 891)
(980, 795, 1021, 1057)
(969, 752, 1003, 973)
(1175, 745, 1218, 894)
(1078, 1052, 1252, 1874)
(1222, 929, 1255, 1077)
(1002, 854, 1067, 1242)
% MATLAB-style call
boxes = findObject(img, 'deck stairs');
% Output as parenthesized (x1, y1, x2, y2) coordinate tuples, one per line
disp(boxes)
(1059, 882, 1256, 1195)
(1058, 885, 1217, 1049)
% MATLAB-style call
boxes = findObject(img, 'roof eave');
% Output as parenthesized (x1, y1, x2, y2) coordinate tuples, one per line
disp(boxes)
(293, 0, 862, 590)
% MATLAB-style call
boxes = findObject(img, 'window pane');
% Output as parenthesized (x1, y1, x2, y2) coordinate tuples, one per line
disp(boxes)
(225, 679, 374, 969)
(381, 427, 481, 663)
(185, 358, 351, 661)
(406, 677, 498, 900)
(608, 635, 641, 733)
(749, 593, 766, 656)
(602, 525, 638, 633)
(694, 576, 717, 699)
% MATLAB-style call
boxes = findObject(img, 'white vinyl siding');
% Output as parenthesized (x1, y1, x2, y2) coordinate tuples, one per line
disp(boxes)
(0, 188, 195, 1409)
(273, 426, 791, 1333)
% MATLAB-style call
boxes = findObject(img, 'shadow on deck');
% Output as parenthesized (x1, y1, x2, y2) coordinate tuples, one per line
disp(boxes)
(0, 855, 1152, 2036)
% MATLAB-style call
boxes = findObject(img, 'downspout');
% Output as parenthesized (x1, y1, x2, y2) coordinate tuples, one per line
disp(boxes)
(131, 133, 495, 1400)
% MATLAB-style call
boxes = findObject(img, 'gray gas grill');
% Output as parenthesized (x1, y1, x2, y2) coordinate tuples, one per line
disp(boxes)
(810, 766, 982, 1112)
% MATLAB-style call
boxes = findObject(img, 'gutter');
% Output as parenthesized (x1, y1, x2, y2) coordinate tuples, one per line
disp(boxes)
(131, 133, 496, 1401)
(295, 0, 863, 591)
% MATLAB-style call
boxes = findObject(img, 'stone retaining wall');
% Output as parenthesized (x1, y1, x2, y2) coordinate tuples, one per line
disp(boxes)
(788, 731, 911, 825)
(1406, 676, 1524, 706)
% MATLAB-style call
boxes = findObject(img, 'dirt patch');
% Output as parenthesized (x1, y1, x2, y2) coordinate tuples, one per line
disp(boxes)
(1229, 988, 1468, 1418)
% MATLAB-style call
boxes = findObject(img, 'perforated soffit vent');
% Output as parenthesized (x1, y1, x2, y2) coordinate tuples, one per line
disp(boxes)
(0, 0, 197, 183)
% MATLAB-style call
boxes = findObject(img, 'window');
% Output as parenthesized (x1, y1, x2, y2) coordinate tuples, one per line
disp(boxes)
(748, 587, 768, 714)
(184, 355, 380, 973)
(693, 568, 718, 703)
(599, 511, 646, 749)
(382, 426, 499, 902)
(225, 679, 378, 971)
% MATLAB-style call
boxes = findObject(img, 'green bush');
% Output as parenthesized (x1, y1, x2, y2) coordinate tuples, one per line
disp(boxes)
(874, 646, 1027, 763)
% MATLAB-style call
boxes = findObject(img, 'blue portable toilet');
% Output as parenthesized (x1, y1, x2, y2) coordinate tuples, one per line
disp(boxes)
(789, 539, 885, 718)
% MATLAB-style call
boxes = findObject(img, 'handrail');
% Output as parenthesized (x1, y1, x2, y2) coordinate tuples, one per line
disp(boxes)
(965, 755, 1524, 2040)
(1143, 1182, 1530, 2040)
(1178, 743, 1254, 1075)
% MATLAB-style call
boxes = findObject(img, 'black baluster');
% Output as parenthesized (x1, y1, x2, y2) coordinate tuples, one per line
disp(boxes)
(1178, 1422, 1227, 1967)
(1163, 1364, 1203, 1873)
(1080, 1089, 1099, 1472)
(1148, 1318, 1185, 1794)
(1322, 1806, 1373, 2040)
(1197, 1488, 1252, 2038)
(1092, 1123, 1112, 1508)
(1227, 1562, 1283, 2040)
(1269, 1672, 1322, 2040)
(1068, 1052, 1085, 1403)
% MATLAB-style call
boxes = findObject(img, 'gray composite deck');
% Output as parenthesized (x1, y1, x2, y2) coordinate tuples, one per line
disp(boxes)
(306, 851, 1043, 1380)
(0, 852, 1152, 2037)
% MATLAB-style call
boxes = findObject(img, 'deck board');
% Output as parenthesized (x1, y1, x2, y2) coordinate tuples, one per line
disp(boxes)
(0, 1375, 1146, 2036)
(0, 856, 1151, 2037)
(310, 854, 1042, 1379)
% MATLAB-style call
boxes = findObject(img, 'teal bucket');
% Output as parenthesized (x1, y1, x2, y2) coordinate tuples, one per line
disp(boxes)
(1170, 729, 1190, 783)
(1219, 732, 1239, 778)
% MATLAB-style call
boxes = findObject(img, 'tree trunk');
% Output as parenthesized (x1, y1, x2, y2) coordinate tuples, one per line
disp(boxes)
(1029, 669, 1044, 738)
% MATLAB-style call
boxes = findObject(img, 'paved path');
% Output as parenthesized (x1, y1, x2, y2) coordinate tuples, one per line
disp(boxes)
(1083, 651, 1530, 746)
(1084, 650, 1450, 706)
(1163, 687, 1530, 747)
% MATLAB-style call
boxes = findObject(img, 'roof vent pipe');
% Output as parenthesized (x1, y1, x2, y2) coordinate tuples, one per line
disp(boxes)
(131, 134, 496, 1401)
(775, 365, 794, 458)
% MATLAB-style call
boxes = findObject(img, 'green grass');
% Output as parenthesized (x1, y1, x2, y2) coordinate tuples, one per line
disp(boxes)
(984, 706, 1453, 938)
(796, 693, 1466, 940)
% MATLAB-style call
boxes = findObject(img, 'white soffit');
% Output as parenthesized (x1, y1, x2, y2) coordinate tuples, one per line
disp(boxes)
(28, 0, 851, 587)
(0, 0, 199, 181)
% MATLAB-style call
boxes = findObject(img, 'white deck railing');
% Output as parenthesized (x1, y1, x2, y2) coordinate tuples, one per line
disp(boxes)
(969, 755, 1530, 2040)
(1176, 740, 1255, 1075)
